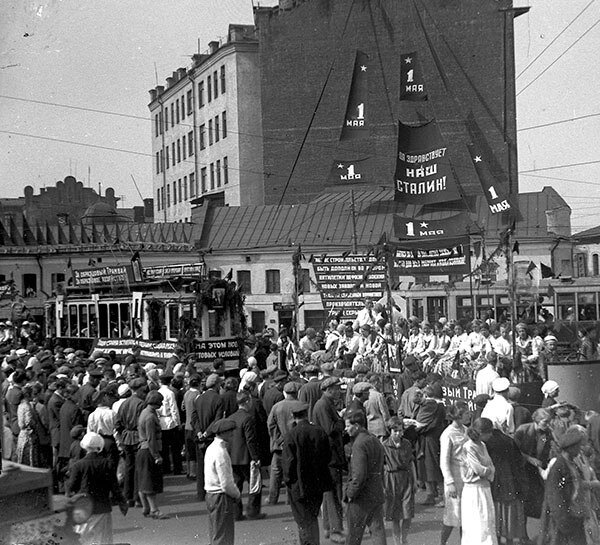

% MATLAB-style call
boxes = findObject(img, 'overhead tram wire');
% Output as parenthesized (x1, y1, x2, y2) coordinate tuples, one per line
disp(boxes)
(520, 159, 600, 173)
(518, 112, 600, 132)
(516, 0, 596, 80)
(516, 18, 600, 97)
(519, 173, 600, 186)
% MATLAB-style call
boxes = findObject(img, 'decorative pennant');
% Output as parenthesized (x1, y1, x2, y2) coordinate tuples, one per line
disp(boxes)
(467, 143, 512, 214)
(327, 157, 372, 186)
(400, 52, 428, 101)
(341, 50, 369, 141)
(394, 120, 461, 204)
(393, 211, 471, 245)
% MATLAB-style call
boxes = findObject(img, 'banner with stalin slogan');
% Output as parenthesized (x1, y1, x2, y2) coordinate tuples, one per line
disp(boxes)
(312, 254, 386, 319)
(394, 120, 461, 204)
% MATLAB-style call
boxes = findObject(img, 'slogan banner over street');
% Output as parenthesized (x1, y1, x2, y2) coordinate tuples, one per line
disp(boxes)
(400, 52, 428, 101)
(144, 262, 205, 280)
(192, 338, 242, 370)
(312, 254, 386, 318)
(341, 50, 369, 140)
(73, 265, 134, 287)
(393, 237, 470, 274)
(93, 338, 178, 363)
(394, 120, 461, 204)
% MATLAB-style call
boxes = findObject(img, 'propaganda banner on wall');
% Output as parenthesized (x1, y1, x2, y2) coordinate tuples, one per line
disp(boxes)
(93, 338, 178, 363)
(326, 157, 372, 186)
(394, 120, 461, 204)
(400, 52, 428, 101)
(393, 212, 471, 243)
(393, 236, 470, 274)
(192, 338, 242, 370)
(73, 265, 134, 287)
(312, 254, 386, 318)
(341, 50, 369, 140)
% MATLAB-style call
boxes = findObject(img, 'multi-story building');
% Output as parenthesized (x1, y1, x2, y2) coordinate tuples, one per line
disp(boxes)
(149, 24, 264, 223)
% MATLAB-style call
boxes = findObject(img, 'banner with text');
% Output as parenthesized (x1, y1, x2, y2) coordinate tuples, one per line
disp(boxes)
(393, 236, 470, 274)
(192, 338, 242, 370)
(312, 254, 386, 318)
(341, 50, 370, 140)
(73, 265, 134, 287)
(394, 120, 461, 204)
(326, 157, 373, 186)
(400, 52, 428, 101)
(393, 212, 471, 244)
(144, 262, 205, 280)
(467, 143, 513, 215)
(93, 338, 178, 363)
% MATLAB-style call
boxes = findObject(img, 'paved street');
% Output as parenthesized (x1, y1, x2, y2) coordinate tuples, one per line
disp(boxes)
(111, 473, 541, 545)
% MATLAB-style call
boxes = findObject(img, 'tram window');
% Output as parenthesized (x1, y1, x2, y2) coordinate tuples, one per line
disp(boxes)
(208, 309, 225, 337)
(108, 304, 120, 337)
(577, 293, 597, 321)
(410, 299, 424, 321)
(79, 305, 88, 336)
(68, 305, 78, 336)
(98, 304, 109, 338)
(456, 297, 473, 322)
(557, 293, 575, 321)
(120, 303, 131, 337)
(89, 305, 97, 337)
(168, 305, 180, 340)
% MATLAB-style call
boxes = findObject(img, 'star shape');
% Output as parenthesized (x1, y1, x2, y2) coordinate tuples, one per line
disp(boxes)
(337, 163, 344, 169)
(420, 222, 428, 228)
(360, 65, 367, 71)
(405, 57, 412, 64)
(474, 156, 482, 163)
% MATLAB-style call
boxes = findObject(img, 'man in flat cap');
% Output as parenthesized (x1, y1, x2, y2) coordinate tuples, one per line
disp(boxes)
(298, 364, 322, 422)
(481, 377, 515, 435)
(204, 418, 240, 545)
(262, 370, 287, 416)
(347, 382, 372, 415)
(78, 367, 103, 420)
(266, 380, 301, 505)
(192, 373, 225, 501)
(283, 402, 333, 545)
(312, 376, 346, 542)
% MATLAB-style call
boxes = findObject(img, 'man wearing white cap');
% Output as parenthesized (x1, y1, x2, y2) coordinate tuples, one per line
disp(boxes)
(541, 380, 561, 408)
(481, 377, 515, 435)
(112, 383, 131, 414)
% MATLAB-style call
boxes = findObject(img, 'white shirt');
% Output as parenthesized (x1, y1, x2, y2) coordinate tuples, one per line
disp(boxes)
(475, 365, 499, 397)
(112, 398, 127, 414)
(353, 307, 376, 330)
(87, 406, 116, 436)
(481, 394, 514, 435)
(490, 336, 512, 358)
(204, 437, 241, 499)
(157, 385, 180, 430)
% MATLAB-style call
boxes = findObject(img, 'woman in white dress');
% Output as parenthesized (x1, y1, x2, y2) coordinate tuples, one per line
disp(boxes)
(439, 401, 470, 545)
(460, 417, 498, 545)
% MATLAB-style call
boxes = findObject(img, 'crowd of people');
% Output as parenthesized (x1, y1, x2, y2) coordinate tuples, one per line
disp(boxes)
(2, 301, 600, 545)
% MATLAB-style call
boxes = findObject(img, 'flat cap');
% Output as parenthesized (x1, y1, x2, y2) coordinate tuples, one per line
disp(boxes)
(290, 402, 309, 416)
(353, 382, 372, 395)
(146, 390, 164, 406)
(283, 381, 302, 394)
(558, 425, 587, 449)
(320, 376, 341, 391)
(321, 361, 335, 373)
(273, 370, 288, 383)
(206, 373, 221, 388)
(208, 418, 236, 435)
(129, 377, 147, 390)
(89, 368, 103, 378)
(304, 364, 319, 375)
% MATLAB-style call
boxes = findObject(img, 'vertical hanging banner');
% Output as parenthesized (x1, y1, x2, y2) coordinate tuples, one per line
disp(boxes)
(326, 157, 372, 186)
(400, 52, 428, 101)
(466, 143, 512, 214)
(394, 120, 461, 204)
(341, 50, 369, 140)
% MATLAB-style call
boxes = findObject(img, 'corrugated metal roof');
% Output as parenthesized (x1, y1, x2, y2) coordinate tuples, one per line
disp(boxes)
(196, 186, 570, 253)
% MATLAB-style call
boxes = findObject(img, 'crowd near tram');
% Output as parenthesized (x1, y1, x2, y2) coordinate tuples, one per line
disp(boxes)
(3, 294, 600, 545)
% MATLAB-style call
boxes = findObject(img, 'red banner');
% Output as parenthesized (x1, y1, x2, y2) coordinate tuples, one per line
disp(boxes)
(341, 50, 369, 140)
(393, 212, 471, 244)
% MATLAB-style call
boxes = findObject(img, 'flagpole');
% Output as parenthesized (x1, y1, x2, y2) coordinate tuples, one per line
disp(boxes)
(383, 233, 396, 373)
(350, 190, 358, 254)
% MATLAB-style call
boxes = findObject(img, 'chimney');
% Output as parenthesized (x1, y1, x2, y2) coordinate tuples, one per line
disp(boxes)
(177, 67, 187, 79)
(156, 85, 165, 96)
(192, 53, 205, 67)
(149, 89, 158, 101)
(166, 76, 175, 88)
(208, 40, 219, 54)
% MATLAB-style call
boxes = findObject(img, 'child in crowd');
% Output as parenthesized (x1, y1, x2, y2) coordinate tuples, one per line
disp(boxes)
(382, 416, 417, 545)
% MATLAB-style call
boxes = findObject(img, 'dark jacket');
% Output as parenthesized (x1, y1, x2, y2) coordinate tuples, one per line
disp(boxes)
(115, 395, 145, 445)
(68, 452, 124, 514)
(58, 399, 84, 458)
(248, 396, 271, 465)
(312, 394, 346, 469)
(345, 429, 385, 506)
(263, 386, 284, 417)
(283, 420, 333, 502)
(47, 391, 65, 448)
(228, 407, 260, 466)
(191, 388, 224, 437)
(220, 390, 238, 418)
(298, 379, 322, 422)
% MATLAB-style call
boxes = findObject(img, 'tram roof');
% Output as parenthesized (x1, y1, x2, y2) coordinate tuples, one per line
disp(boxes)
(194, 186, 570, 252)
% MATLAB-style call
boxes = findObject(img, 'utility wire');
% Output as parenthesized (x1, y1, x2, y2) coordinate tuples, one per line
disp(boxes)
(516, 0, 596, 80)
(516, 18, 600, 97)
(519, 173, 599, 186)
(518, 112, 600, 132)
(520, 159, 600, 173)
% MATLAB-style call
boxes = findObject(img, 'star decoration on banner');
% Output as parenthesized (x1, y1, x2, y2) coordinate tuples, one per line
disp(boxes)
(474, 156, 482, 163)
(405, 57, 412, 63)
(337, 163, 344, 169)
(420, 222, 428, 228)
(360, 65, 367, 71)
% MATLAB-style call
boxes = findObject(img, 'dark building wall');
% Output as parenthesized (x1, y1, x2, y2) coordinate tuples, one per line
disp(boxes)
(256, 0, 518, 205)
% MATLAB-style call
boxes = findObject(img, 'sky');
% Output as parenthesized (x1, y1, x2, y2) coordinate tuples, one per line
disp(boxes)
(0, 0, 598, 232)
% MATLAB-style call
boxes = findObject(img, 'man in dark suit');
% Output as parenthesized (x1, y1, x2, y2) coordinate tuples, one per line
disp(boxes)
(262, 370, 286, 416)
(77, 367, 103, 421)
(312, 376, 346, 543)
(343, 411, 387, 545)
(297, 365, 322, 421)
(57, 384, 84, 492)
(228, 391, 265, 520)
(192, 373, 225, 501)
(346, 382, 371, 416)
(283, 402, 333, 545)
(47, 377, 67, 490)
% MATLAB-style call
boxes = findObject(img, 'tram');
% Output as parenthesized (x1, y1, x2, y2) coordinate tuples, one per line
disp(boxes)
(44, 262, 246, 370)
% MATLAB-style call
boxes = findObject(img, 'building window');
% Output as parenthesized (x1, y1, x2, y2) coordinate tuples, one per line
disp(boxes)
(594, 254, 599, 276)
(222, 111, 227, 138)
(166, 184, 171, 206)
(201, 167, 207, 193)
(190, 172, 196, 198)
(176, 99, 180, 124)
(199, 125, 206, 150)
(50, 273, 65, 294)
(158, 112, 163, 135)
(171, 105, 175, 127)
(182, 134, 186, 160)
(178, 179, 182, 202)
(213, 70, 218, 98)
(177, 139, 181, 163)
(173, 181, 177, 204)
(198, 81, 204, 107)
(157, 188, 161, 211)
(207, 75, 212, 102)
(210, 163, 215, 189)
(186, 90, 192, 116)
(237, 270, 251, 293)
(223, 156, 228, 184)
(165, 147, 170, 169)
(164, 106, 169, 131)
(266, 270, 281, 294)
(208, 120, 213, 145)
(160, 150, 164, 172)
(161, 187, 165, 209)
(155, 114, 159, 137)
(298, 268, 311, 293)
(156, 152, 160, 174)
(216, 159, 221, 187)
(215, 116, 220, 143)
(251, 311, 265, 332)
(220, 65, 226, 94)
(188, 131, 194, 155)
(171, 143, 175, 166)
(183, 176, 188, 200)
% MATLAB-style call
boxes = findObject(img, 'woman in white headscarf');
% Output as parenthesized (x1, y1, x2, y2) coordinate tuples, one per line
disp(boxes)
(541, 380, 561, 409)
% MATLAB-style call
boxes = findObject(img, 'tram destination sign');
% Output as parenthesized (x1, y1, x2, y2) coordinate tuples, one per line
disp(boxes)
(312, 254, 386, 318)
(193, 338, 242, 370)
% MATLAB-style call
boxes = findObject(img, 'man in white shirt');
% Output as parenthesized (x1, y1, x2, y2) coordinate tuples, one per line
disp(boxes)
(475, 351, 500, 397)
(157, 372, 182, 475)
(353, 299, 376, 332)
(481, 377, 515, 435)
(86, 390, 119, 471)
(205, 418, 240, 545)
